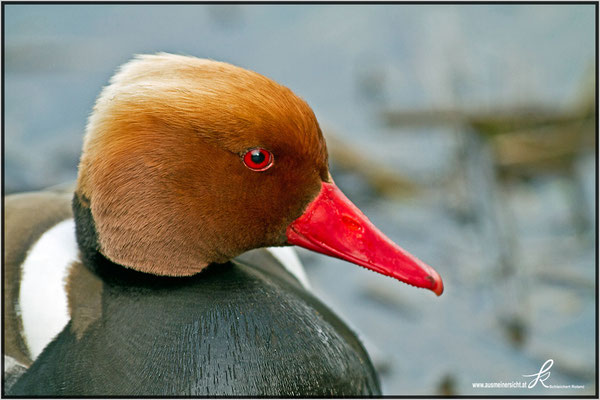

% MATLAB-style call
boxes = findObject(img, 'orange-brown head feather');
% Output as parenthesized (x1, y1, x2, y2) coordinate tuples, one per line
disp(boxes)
(76, 53, 329, 276)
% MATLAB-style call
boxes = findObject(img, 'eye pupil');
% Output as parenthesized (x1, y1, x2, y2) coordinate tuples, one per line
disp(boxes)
(250, 150, 265, 164)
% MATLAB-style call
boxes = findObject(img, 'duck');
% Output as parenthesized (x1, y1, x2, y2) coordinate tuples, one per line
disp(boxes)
(4, 53, 443, 396)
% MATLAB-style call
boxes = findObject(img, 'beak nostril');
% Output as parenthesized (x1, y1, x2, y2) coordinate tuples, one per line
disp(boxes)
(341, 214, 363, 232)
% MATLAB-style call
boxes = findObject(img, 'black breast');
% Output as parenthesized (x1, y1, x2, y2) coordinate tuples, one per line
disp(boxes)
(9, 259, 380, 396)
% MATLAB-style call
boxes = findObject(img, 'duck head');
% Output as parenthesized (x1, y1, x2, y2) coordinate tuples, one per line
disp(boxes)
(75, 53, 443, 295)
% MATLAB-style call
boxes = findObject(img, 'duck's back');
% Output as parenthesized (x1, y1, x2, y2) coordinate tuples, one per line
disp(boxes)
(5, 191, 380, 396)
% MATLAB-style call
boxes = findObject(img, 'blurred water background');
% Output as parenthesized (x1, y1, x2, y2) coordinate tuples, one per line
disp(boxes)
(4, 4, 597, 395)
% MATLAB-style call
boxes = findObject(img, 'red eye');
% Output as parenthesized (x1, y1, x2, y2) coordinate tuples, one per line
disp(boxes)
(242, 148, 273, 171)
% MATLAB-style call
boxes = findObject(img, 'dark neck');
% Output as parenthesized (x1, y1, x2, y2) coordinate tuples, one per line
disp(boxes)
(72, 193, 101, 269)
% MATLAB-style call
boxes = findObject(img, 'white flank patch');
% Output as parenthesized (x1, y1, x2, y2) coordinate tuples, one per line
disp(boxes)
(266, 246, 311, 289)
(19, 218, 78, 360)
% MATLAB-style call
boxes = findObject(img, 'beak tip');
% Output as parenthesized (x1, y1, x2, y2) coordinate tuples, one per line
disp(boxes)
(427, 275, 444, 296)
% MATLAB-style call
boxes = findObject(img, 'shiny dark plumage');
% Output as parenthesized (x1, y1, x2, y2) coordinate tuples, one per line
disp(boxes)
(9, 255, 380, 395)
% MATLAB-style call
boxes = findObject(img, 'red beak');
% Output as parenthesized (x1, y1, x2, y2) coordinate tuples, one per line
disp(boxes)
(286, 181, 443, 296)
